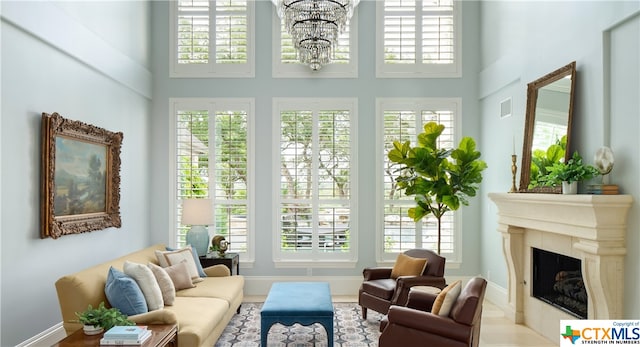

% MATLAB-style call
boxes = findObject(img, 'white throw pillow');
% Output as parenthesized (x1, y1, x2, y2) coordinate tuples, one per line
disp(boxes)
(431, 280, 462, 317)
(123, 261, 164, 311)
(155, 246, 203, 283)
(148, 263, 176, 305)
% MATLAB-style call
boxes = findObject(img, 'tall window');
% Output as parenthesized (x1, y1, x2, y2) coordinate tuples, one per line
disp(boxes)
(172, 99, 254, 262)
(376, 0, 461, 78)
(171, 0, 255, 77)
(273, 98, 358, 266)
(272, 13, 358, 78)
(377, 98, 461, 262)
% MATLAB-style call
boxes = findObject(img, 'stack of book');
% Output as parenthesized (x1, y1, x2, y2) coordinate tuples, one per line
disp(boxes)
(586, 184, 619, 195)
(100, 325, 151, 346)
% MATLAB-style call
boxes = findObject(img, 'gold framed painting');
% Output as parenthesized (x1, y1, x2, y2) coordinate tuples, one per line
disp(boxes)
(41, 112, 123, 239)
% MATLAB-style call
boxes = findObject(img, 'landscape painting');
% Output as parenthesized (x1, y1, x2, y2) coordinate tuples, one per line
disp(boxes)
(41, 112, 123, 239)
(54, 137, 107, 216)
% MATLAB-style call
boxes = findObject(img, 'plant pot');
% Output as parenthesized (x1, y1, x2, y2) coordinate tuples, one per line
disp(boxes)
(562, 181, 578, 195)
(83, 325, 104, 335)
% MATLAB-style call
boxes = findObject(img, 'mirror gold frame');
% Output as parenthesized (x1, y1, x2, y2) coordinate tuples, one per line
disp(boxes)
(519, 61, 576, 193)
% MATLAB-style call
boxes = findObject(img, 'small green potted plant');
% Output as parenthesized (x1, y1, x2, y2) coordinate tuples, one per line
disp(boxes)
(75, 302, 134, 335)
(543, 151, 600, 194)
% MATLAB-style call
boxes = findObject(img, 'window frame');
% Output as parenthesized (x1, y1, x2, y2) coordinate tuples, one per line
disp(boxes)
(272, 98, 359, 268)
(375, 0, 462, 78)
(169, 98, 255, 265)
(375, 98, 463, 265)
(169, 0, 255, 78)
(271, 10, 359, 78)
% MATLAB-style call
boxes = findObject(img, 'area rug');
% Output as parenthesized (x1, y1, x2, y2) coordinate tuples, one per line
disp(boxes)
(215, 302, 384, 347)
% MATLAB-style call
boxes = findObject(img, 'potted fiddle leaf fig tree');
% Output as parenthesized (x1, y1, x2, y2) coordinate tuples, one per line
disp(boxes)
(388, 122, 487, 254)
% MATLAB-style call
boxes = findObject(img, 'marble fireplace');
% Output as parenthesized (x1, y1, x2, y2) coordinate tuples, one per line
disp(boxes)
(489, 193, 632, 342)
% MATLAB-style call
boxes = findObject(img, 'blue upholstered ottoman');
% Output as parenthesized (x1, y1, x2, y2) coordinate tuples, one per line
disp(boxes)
(260, 282, 334, 346)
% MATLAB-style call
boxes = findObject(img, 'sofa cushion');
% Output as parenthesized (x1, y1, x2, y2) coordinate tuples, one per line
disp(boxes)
(391, 253, 428, 279)
(176, 275, 245, 303)
(164, 261, 196, 290)
(124, 261, 164, 311)
(166, 246, 207, 278)
(155, 246, 203, 283)
(361, 279, 396, 300)
(148, 263, 176, 306)
(431, 280, 462, 316)
(104, 267, 148, 316)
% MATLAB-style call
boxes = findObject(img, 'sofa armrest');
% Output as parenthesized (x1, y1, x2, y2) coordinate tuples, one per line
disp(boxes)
(203, 264, 231, 277)
(129, 309, 178, 325)
(362, 267, 393, 281)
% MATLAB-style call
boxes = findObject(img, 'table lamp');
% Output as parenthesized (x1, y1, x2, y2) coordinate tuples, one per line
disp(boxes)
(181, 198, 213, 256)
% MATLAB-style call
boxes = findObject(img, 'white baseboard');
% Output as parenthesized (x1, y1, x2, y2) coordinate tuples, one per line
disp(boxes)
(243, 275, 478, 297)
(484, 278, 508, 310)
(16, 322, 66, 347)
(243, 275, 364, 296)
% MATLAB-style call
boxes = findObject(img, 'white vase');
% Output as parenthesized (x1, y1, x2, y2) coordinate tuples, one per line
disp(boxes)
(83, 325, 104, 335)
(562, 181, 578, 194)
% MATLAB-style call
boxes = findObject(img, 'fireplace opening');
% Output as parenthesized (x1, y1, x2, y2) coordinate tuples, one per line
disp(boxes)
(532, 248, 587, 319)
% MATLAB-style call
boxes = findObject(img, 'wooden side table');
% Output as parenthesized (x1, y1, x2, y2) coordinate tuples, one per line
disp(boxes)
(199, 252, 239, 275)
(53, 324, 177, 347)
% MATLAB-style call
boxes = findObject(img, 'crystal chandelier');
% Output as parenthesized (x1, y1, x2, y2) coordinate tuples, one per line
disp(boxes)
(272, 0, 359, 71)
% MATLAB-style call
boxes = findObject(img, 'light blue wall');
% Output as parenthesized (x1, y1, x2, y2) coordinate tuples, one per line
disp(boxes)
(0, 1, 152, 345)
(149, 1, 483, 278)
(1, 1, 637, 345)
(478, 1, 640, 318)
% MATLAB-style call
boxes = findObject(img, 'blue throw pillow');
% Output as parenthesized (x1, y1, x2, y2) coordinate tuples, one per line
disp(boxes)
(104, 267, 148, 316)
(166, 246, 207, 278)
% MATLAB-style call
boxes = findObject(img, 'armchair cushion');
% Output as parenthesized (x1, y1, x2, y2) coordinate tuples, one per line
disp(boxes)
(391, 253, 428, 279)
(432, 280, 461, 316)
(361, 279, 396, 300)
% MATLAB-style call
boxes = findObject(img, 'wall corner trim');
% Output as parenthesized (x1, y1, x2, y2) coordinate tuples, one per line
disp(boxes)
(1, 2, 152, 99)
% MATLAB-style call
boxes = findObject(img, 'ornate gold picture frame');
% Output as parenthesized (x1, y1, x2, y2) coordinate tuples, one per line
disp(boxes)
(41, 112, 123, 238)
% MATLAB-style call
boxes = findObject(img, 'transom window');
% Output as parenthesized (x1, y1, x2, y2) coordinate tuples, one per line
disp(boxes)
(272, 98, 358, 266)
(377, 98, 461, 262)
(171, 98, 254, 262)
(376, 0, 461, 78)
(170, 0, 255, 77)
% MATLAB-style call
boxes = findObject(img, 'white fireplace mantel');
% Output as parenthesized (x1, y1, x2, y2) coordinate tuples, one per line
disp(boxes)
(488, 193, 633, 340)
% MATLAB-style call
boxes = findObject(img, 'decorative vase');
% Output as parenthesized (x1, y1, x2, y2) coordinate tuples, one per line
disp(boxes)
(562, 181, 578, 195)
(186, 225, 210, 257)
(83, 325, 104, 335)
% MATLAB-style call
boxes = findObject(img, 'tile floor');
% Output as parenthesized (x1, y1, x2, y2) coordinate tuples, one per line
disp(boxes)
(480, 301, 556, 346)
(245, 296, 557, 346)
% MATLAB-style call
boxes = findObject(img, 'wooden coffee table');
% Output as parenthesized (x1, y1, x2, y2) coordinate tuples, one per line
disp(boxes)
(52, 324, 177, 347)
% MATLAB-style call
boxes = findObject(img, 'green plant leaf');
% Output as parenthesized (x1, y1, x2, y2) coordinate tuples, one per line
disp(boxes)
(387, 122, 487, 254)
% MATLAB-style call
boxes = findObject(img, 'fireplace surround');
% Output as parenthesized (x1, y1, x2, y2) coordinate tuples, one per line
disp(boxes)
(488, 193, 632, 341)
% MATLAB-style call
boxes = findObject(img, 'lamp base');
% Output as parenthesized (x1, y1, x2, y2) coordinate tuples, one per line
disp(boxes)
(186, 225, 209, 256)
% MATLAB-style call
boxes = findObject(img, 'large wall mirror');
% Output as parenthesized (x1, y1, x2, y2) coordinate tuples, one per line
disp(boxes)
(519, 61, 576, 192)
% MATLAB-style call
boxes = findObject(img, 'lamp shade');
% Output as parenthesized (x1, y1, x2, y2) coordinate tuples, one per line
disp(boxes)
(181, 199, 213, 225)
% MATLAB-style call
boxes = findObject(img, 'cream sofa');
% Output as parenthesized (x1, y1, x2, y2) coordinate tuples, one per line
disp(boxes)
(55, 244, 244, 347)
